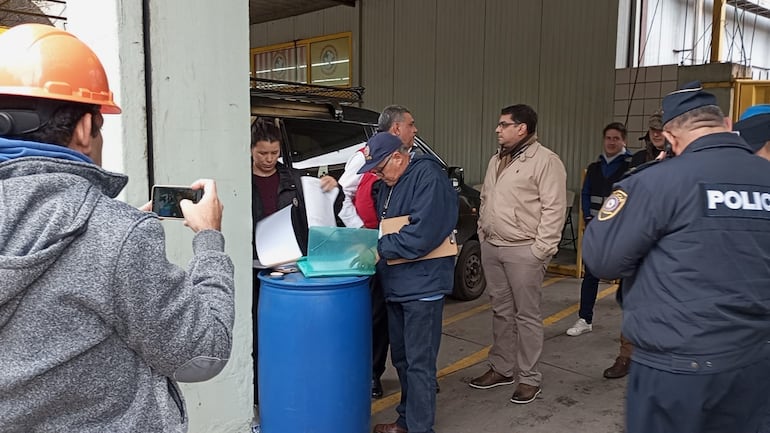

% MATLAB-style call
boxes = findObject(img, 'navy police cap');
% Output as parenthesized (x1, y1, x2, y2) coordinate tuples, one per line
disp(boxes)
(661, 81, 718, 126)
(734, 104, 770, 152)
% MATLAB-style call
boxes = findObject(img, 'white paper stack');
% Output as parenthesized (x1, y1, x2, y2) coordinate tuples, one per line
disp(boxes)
(254, 176, 340, 268)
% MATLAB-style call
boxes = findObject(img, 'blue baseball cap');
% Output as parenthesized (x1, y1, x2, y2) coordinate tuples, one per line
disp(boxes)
(357, 132, 403, 174)
(661, 81, 718, 126)
(734, 104, 770, 152)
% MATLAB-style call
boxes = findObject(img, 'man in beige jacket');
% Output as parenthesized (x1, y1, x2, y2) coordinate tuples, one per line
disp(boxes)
(470, 104, 567, 404)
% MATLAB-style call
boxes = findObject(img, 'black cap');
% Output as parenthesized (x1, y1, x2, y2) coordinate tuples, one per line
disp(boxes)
(661, 81, 718, 126)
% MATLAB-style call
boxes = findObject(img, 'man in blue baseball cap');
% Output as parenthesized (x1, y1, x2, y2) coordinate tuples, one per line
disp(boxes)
(357, 131, 404, 176)
(734, 104, 770, 160)
(583, 81, 770, 433)
(364, 131, 458, 433)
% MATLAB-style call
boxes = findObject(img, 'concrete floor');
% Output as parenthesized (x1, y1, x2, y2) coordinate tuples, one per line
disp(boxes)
(370, 267, 628, 433)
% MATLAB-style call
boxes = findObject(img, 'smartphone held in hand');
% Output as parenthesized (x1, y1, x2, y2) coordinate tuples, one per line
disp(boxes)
(151, 185, 203, 219)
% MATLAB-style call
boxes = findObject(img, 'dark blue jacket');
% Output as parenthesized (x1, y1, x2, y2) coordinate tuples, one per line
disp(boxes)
(581, 151, 632, 223)
(583, 132, 770, 374)
(375, 154, 458, 302)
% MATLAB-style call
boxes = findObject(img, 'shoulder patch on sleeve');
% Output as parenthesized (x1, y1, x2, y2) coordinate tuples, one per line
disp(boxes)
(598, 190, 628, 221)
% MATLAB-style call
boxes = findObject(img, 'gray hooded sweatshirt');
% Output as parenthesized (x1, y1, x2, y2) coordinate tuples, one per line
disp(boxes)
(0, 157, 235, 432)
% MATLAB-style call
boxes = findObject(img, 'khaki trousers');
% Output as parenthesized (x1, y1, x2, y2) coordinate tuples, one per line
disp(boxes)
(481, 241, 549, 387)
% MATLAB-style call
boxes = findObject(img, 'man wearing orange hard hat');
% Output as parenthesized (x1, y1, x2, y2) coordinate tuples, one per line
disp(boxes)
(0, 24, 235, 432)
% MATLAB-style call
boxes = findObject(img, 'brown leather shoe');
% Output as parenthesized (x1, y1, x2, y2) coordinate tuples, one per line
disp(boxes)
(373, 422, 407, 433)
(603, 356, 630, 379)
(469, 368, 515, 389)
(510, 383, 541, 404)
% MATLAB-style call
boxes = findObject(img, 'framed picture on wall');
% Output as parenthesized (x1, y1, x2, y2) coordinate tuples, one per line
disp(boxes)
(309, 35, 350, 86)
(250, 32, 352, 87)
(252, 45, 307, 83)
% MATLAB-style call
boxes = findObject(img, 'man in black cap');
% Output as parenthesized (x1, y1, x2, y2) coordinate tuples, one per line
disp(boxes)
(582, 81, 770, 433)
(630, 110, 667, 167)
(361, 132, 458, 433)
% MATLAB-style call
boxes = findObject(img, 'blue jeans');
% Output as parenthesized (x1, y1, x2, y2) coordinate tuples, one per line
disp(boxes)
(387, 299, 443, 433)
(578, 265, 599, 323)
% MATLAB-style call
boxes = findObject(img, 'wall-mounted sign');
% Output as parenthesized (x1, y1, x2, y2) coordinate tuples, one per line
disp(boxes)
(310, 36, 350, 86)
(250, 32, 351, 87)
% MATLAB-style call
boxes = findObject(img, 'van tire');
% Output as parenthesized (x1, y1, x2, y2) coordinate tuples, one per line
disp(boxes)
(451, 240, 485, 301)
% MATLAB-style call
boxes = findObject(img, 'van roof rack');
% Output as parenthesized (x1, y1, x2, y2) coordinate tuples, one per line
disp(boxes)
(250, 77, 364, 104)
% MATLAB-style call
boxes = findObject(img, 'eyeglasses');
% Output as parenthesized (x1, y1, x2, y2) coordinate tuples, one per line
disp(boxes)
(497, 121, 521, 129)
(370, 154, 394, 176)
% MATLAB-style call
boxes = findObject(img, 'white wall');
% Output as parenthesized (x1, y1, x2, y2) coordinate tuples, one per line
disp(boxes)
(631, 0, 770, 78)
(67, 1, 253, 432)
(66, 0, 148, 205)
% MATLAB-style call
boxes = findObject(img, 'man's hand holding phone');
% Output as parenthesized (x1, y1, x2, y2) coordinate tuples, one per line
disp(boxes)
(179, 179, 223, 232)
(148, 180, 223, 232)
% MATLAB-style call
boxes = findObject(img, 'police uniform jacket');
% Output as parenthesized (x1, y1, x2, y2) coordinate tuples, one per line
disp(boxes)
(582, 132, 770, 374)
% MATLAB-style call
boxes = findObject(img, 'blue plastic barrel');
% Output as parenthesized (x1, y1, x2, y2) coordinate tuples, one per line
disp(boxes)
(258, 271, 371, 433)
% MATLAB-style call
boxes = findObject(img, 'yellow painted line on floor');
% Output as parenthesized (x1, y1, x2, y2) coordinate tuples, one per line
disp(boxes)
(371, 383, 405, 412)
(371, 346, 493, 413)
(372, 283, 619, 415)
(441, 276, 566, 327)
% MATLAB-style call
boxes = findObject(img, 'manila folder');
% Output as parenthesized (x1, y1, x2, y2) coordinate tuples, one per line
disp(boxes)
(380, 215, 457, 265)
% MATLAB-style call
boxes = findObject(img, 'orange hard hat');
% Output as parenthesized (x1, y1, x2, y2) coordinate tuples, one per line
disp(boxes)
(0, 23, 121, 114)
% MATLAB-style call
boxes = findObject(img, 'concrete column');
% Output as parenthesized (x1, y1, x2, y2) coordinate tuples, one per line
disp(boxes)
(67, 1, 253, 432)
(66, 0, 148, 206)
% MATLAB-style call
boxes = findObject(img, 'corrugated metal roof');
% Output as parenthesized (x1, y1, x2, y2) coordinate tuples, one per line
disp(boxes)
(249, 0, 355, 25)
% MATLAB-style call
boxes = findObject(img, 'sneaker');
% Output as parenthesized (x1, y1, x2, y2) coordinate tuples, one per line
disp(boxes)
(510, 383, 541, 404)
(566, 318, 592, 336)
(469, 368, 515, 389)
(603, 356, 630, 379)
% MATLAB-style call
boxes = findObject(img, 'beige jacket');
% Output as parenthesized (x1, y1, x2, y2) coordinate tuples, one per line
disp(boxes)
(478, 140, 567, 260)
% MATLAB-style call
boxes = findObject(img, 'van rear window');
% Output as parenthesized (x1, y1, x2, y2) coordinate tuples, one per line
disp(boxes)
(282, 118, 371, 175)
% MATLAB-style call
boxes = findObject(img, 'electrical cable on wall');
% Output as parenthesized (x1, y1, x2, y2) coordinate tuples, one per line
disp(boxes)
(683, 22, 713, 65)
(681, 0, 690, 66)
(748, 12, 758, 68)
(625, 0, 662, 127)
(735, 8, 749, 67)
(725, 8, 737, 62)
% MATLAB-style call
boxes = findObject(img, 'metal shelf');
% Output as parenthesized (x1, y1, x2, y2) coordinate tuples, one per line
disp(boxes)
(728, 0, 770, 19)
(250, 77, 364, 104)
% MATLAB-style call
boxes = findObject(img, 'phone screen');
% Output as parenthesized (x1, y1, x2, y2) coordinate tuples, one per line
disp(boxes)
(151, 185, 203, 219)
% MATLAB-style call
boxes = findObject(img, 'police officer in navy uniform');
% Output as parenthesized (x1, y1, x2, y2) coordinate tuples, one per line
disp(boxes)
(583, 82, 770, 433)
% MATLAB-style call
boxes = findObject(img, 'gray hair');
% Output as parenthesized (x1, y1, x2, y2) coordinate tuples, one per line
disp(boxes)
(666, 105, 725, 131)
(377, 104, 411, 132)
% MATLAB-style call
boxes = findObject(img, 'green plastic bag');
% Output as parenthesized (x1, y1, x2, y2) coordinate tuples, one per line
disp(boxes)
(297, 226, 379, 277)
